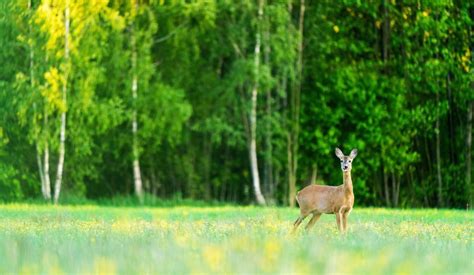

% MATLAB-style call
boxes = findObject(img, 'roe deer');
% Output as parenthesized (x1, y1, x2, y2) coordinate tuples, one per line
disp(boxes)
(292, 148, 358, 233)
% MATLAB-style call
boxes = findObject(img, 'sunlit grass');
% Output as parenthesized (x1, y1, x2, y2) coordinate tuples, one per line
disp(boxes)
(0, 204, 472, 273)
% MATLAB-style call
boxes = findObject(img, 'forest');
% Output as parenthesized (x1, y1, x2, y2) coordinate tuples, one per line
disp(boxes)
(0, 0, 472, 208)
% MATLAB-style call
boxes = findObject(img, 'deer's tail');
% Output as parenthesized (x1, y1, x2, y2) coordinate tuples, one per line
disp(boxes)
(295, 192, 300, 207)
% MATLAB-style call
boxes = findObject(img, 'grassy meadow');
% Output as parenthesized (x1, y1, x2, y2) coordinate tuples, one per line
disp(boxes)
(0, 204, 472, 274)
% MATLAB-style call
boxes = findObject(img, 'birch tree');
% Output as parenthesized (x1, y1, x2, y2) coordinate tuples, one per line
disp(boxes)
(35, 0, 71, 204)
(124, 0, 160, 201)
(52, 0, 69, 204)
(128, 0, 144, 201)
(28, 0, 52, 201)
(132, 6, 143, 201)
(248, 0, 266, 205)
(35, 0, 123, 202)
(13, 0, 52, 201)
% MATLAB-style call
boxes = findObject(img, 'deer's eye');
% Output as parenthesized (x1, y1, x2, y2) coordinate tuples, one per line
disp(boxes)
(349, 160, 352, 163)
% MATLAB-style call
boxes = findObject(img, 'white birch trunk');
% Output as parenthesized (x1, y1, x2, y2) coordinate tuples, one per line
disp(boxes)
(29, 0, 51, 201)
(248, 0, 266, 206)
(44, 141, 51, 200)
(132, 72, 143, 200)
(54, 0, 69, 204)
(131, 3, 143, 201)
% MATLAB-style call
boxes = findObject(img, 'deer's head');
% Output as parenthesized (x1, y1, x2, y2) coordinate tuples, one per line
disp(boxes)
(335, 148, 358, 172)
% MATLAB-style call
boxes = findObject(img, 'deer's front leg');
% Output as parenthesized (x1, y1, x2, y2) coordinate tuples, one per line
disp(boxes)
(342, 212, 349, 233)
(336, 206, 348, 233)
(335, 212, 343, 232)
(342, 208, 352, 233)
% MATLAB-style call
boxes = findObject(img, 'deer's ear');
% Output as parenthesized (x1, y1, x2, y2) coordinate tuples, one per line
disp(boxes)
(335, 148, 344, 159)
(350, 149, 358, 159)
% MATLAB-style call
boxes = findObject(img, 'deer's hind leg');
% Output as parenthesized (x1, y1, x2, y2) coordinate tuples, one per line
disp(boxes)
(292, 213, 309, 234)
(304, 213, 322, 232)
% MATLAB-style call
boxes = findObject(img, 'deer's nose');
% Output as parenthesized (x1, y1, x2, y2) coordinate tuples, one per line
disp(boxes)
(344, 166, 348, 169)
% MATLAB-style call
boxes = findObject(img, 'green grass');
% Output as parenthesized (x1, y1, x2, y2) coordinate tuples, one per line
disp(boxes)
(0, 204, 472, 273)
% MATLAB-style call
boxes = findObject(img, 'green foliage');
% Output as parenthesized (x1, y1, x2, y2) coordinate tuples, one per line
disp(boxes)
(0, 164, 22, 201)
(300, 0, 472, 207)
(0, 0, 471, 207)
(0, 130, 23, 201)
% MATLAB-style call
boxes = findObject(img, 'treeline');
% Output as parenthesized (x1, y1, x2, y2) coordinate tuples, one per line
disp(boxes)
(0, 0, 472, 208)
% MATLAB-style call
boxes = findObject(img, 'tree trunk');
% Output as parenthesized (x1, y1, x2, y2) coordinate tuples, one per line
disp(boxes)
(391, 172, 400, 207)
(396, 174, 400, 207)
(446, 74, 455, 164)
(383, 166, 391, 207)
(263, 11, 273, 201)
(310, 164, 317, 184)
(288, 0, 305, 207)
(54, 0, 69, 205)
(285, 1, 292, 207)
(287, 135, 296, 206)
(36, 145, 45, 198)
(28, 0, 47, 200)
(248, 0, 266, 206)
(391, 172, 396, 207)
(204, 136, 212, 201)
(220, 145, 229, 201)
(131, 2, 143, 202)
(436, 93, 443, 208)
(424, 135, 432, 174)
(467, 101, 473, 208)
(44, 115, 51, 201)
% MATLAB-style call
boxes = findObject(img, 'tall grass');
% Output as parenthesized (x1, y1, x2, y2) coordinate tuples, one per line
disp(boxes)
(0, 204, 471, 273)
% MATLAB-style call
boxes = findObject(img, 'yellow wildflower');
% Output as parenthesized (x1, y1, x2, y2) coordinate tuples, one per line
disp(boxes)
(203, 245, 224, 272)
